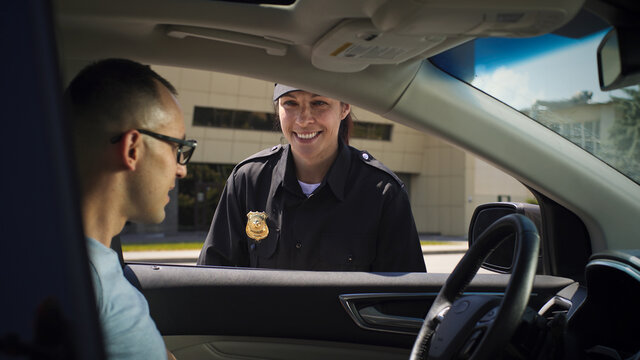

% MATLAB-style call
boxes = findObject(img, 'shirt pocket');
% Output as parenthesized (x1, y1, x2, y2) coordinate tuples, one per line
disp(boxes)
(316, 233, 374, 271)
(247, 219, 279, 266)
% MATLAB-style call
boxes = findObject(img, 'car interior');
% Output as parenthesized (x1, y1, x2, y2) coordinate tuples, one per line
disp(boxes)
(2, 0, 639, 359)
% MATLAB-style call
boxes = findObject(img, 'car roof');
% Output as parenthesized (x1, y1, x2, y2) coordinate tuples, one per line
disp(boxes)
(55, 0, 584, 113)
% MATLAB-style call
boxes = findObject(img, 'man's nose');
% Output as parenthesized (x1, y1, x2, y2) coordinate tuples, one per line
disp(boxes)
(176, 163, 187, 178)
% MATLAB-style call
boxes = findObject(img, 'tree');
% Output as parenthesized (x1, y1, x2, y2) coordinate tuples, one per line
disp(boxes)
(609, 87, 640, 182)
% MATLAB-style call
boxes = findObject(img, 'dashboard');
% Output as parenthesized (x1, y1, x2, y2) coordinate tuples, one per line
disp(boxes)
(560, 252, 640, 359)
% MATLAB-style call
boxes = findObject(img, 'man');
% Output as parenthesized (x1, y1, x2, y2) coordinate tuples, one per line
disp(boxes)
(65, 58, 197, 359)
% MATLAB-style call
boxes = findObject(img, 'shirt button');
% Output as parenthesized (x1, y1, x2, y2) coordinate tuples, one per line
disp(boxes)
(347, 255, 353, 262)
(271, 145, 279, 151)
(295, 243, 302, 249)
(362, 153, 369, 160)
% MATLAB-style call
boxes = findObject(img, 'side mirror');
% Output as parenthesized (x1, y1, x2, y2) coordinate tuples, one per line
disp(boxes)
(468, 202, 542, 274)
(597, 27, 640, 91)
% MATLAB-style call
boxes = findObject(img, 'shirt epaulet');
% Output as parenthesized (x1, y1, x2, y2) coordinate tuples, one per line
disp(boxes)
(357, 150, 405, 188)
(234, 144, 284, 170)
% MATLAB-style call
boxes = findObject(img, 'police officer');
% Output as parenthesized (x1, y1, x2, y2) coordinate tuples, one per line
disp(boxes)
(197, 84, 426, 272)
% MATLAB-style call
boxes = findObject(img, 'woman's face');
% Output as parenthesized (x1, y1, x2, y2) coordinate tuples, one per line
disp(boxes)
(278, 90, 350, 165)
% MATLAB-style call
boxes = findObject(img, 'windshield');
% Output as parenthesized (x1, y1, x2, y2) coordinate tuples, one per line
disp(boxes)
(432, 29, 640, 185)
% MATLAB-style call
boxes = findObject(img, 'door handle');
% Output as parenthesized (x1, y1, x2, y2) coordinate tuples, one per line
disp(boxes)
(339, 293, 436, 335)
(358, 306, 424, 330)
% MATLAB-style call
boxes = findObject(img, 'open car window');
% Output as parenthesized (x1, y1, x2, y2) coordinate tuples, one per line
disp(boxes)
(70, 64, 537, 272)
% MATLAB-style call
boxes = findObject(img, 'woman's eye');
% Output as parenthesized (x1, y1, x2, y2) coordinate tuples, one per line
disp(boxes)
(312, 101, 328, 106)
(283, 100, 297, 106)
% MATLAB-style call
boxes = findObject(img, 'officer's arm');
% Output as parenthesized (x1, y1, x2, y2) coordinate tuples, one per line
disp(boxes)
(374, 183, 427, 272)
(197, 175, 249, 266)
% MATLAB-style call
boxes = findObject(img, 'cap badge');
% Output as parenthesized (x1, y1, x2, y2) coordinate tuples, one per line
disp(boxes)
(246, 211, 269, 241)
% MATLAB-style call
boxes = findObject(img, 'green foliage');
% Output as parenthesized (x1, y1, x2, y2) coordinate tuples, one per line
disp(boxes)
(122, 242, 204, 252)
(178, 163, 235, 230)
(609, 87, 640, 182)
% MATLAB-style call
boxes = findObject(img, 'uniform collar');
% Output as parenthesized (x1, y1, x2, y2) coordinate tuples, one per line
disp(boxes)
(274, 141, 351, 201)
(270, 144, 290, 197)
(323, 139, 350, 201)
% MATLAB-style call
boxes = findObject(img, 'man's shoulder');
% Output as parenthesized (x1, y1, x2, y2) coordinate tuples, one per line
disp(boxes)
(86, 238, 120, 280)
(85, 240, 166, 359)
(85, 238, 129, 306)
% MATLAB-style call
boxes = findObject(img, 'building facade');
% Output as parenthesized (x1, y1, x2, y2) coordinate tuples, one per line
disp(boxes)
(151, 65, 534, 236)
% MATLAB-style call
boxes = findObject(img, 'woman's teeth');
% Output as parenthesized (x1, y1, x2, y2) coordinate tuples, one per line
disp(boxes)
(296, 132, 318, 139)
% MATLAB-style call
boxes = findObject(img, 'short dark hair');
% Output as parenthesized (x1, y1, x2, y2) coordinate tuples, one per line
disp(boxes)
(64, 58, 177, 138)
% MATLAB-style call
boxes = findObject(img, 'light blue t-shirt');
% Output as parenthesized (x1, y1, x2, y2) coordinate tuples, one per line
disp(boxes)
(86, 237, 166, 360)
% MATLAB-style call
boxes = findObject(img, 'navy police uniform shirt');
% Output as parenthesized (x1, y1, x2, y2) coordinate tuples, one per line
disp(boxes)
(196, 140, 426, 272)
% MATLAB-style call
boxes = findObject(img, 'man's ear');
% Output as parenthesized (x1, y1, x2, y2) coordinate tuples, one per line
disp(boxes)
(117, 130, 142, 171)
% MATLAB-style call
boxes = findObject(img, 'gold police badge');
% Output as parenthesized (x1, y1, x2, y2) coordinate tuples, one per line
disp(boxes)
(246, 211, 269, 241)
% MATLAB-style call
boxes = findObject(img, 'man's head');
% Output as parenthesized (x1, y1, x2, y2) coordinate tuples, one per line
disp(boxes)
(66, 58, 177, 138)
(66, 58, 194, 224)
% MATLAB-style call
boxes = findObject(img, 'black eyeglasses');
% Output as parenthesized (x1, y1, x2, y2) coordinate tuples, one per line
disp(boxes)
(110, 129, 197, 165)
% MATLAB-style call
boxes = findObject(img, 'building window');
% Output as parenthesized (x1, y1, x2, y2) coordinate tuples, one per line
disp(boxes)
(193, 106, 393, 140)
(352, 121, 393, 141)
(193, 106, 277, 131)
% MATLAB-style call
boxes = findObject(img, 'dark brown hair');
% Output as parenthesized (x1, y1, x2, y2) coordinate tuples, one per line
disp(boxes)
(338, 103, 353, 145)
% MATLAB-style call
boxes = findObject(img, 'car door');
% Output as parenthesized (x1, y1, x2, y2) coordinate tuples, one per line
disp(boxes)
(122, 189, 579, 359)
(125, 263, 575, 359)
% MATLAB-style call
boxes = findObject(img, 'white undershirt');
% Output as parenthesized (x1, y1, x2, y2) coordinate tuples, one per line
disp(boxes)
(298, 180, 321, 197)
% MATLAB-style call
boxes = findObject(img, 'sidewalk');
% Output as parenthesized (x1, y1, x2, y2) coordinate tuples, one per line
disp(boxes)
(123, 236, 468, 263)
(124, 249, 201, 263)
(120, 232, 467, 245)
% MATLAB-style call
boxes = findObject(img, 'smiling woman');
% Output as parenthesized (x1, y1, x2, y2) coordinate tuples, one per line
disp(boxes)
(196, 84, 427, 271)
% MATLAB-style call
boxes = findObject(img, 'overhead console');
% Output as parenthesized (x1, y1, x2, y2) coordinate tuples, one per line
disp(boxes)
(311, 0, 584, 72)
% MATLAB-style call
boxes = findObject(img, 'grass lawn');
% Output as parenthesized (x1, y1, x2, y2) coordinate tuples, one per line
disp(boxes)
(122, 242, 204, 252)
(122, 240, 456, 252)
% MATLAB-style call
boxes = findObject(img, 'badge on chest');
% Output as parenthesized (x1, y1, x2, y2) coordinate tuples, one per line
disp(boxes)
(246, 211, 269, 241)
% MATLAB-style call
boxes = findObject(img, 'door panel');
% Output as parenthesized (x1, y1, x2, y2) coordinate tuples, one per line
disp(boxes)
(125, 263, 575, 352)
(165, 336, 410, 360)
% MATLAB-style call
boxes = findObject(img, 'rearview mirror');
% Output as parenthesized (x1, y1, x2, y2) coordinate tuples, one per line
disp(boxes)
(597, 27, 640, 91)
(468, 202, 542, 274)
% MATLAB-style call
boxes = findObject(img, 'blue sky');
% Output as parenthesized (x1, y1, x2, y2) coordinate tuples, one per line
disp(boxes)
(470, 29, 627, 110)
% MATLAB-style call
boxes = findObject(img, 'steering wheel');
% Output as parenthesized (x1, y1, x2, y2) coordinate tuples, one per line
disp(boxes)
(410, 214, 540, 360)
